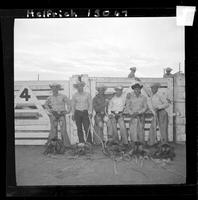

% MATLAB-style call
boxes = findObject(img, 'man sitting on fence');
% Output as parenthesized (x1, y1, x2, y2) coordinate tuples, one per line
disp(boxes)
(71, 80, 93, 144)
(125, 82, 148, 144)
(107, 86, 129, 147)
(148, 83, 169, 145)
(163, 67, 174, 78)
(92, 85, 109, 145)
(44, 83, 71, 148)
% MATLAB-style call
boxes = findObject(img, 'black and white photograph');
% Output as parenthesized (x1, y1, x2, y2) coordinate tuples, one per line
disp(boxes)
(14, 16, 186, 185)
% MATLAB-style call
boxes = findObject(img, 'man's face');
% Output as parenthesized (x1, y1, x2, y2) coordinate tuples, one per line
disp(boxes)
(151, 87, 158, 94)
(77, 86, 84, 93)
(52, 87, 59, 95)
(115, 89, 122, 97)
(98, 90, 105, 95)
(166, 71, 171, 75)
(134, 87, 141, 96)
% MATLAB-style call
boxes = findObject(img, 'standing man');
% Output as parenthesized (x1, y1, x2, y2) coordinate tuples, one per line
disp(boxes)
(125, 83, 147, 144)
(107, 86, 128, 146)
(163, 67, 174, 78)
(71, 80, 93, 144)
(44, 83, 71, 147)
(92, 86, 108, 145)
(148, 83, 169, 145)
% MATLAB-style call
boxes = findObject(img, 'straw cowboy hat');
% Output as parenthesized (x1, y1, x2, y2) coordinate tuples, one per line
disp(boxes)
(131, 82, 143, 89)
(165, 67, 173, 72)
(96, 85, 107, 92)
(73, 80, 86, 89)
(49, 83, 62, 90)
(150, 82, 161, 89)
(114, 86, 123, 91)
(130, 67, 136, 71)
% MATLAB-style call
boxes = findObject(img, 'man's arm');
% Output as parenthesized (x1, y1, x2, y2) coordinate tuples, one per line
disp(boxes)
(107, 97, 114, 115)
(71, 94, 76, 115)
(63, 95, 72, 114)
(124, 94, 132, 114)
(158, 96, 169, 110)
(92, 96, 99, 112)
(87, 93, 93, 115)
(44, 97, 52, 115)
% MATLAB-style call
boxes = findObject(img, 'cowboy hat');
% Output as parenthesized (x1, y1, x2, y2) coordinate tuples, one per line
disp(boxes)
(114, 86, 123, 91)
(96, 85, 107, 92)
(131, 82, 143, 89)
(165, 67, 173, 72)
(49, 83, 62, 89)
(150, 82, 161, 89)
(73, 81, 86, 89)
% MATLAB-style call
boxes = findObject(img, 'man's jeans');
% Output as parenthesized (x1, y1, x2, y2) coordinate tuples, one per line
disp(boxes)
(108, 113, 128, 144)
(74, 110, 92, 143)
(148, 109, 168, 145)
(129, 114, 145, 143)
(48, 114, 71, 147)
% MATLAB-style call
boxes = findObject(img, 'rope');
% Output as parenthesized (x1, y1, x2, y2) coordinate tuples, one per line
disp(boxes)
(88, 115, 106, 152)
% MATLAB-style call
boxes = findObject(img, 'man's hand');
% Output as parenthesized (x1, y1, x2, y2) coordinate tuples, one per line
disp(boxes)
(131, 112, 139, 118)
(62, 110, 70, 115)
(72, 115, 75, 121)
(46, 109, 52, 115)
(108, 114, 114, 119)
(88, 113, 93, 119)
(152, 111, 157, 117)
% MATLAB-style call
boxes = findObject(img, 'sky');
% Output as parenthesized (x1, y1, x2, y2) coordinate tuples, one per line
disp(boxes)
(14, 17, 184, 81)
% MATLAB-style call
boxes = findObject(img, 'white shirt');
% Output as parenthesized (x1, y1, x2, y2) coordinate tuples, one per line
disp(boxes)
(108, 94, 126, 114)
(151, 93, 169, 110)
(72, 91, 92, 114)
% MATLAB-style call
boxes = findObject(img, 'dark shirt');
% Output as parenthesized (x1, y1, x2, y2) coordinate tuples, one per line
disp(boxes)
(93, 94, 107, 113)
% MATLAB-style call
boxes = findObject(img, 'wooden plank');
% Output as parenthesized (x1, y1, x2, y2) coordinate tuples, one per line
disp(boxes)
(15, 125, 50, 131)
(15, 139, 47, 145)
(15, 110, 41, 114)
(15, 132, 49, 138)
(15, 90, 52, 96)
(96, 82, 168, 88)
(15, 120, 49, 126)
(95, 77, 169, 83)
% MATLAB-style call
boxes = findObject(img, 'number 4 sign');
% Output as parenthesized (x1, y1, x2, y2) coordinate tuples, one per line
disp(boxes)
(15, 85, 38, 106)
(14, 85, 48, 120)
(19, 88, 31, 101)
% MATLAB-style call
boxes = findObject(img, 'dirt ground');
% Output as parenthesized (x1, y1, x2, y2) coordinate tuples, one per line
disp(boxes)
(15, 143, 186, 185)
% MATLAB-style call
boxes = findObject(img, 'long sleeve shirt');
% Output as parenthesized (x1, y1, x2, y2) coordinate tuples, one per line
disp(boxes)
(151, 93, 169, 111)
(71, 91, 92, 114)
(44, 93, 71, 112)
(125, 93, 147, 115)
(108, 94, 126, 114)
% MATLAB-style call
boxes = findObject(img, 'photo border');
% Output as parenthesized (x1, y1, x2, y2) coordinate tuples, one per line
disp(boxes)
(2, 5, 197, 198)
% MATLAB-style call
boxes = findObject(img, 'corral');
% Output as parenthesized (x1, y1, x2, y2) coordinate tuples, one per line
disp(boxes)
(14, 73, 186, 185)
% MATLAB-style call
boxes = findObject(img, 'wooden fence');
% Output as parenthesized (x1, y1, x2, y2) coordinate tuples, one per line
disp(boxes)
(14, 75, 176, 145)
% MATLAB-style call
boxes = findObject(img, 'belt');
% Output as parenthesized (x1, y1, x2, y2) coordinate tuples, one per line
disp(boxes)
(111, 111, 123, 115)
(76, 109, 88, 112)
